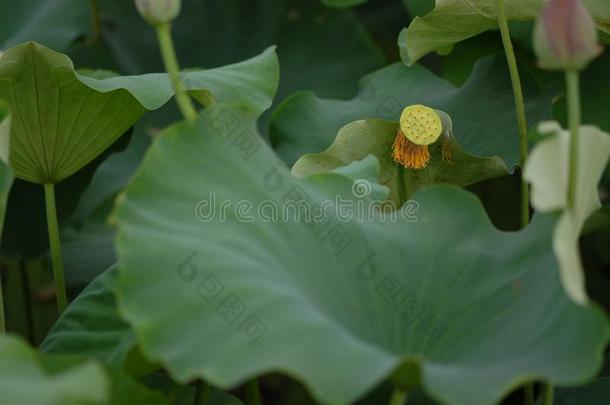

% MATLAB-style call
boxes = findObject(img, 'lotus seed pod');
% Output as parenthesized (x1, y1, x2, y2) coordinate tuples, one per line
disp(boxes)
(393, 105, 443, 170)
(135, 0, 181, 26)
(533, 0, 602, 71)
(399, 104, 442, 146)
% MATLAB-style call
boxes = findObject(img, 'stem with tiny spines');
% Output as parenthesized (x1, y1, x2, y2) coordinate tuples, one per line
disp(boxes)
(156, 23, 197, 122)
(44, 183, 67, 314)
(496, 0, 530, 228)
(566, 71, 581, 210)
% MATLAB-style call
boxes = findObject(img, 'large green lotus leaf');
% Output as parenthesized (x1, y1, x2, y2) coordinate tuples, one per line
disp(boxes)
(399, 0, 610, 65)
(270, 54, 554, 167)
(94, 0, 384, 100)
(0, 0, 385, 113)
(0, 42, 278, 183)
(41, 266, 252, 404)
(61, 223, 117, 288)
(292, 116, 508, 204)
(113, 106, 608, 405)
(50, 0, 384, 139)
(2, 318, 167, 404)
(524, 122, 610, 304)
(40, 354, 169, 405)
(0, 334, 109, 405)
(41, 265, 139, 371)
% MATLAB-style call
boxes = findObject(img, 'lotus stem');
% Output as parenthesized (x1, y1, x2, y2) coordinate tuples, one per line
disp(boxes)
(0, 270, 4, 333)
(89, 0, 102, 43)
(44, 183, 67, 314)
(397, 165, 408, 207)
(156, 22, 197, 122)
(245, 379, 262, 405)
(194, 380, 210, 405)
(525, 383, 535, 405)
(388, 388, 407, 405)
(543, 383, 554, 405)
(497, 0, 530, 227)
(566, 71, 581, 210)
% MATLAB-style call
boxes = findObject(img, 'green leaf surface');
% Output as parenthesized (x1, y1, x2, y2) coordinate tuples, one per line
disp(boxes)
(114, 106, 608, 405)
(0, 100, 12, 228)
(270, 54, 554, 167)
(0, 334, 109, 405)
(0, 99, 10, 164)
(292, 116, 508, 204)
(0, 42, 278, 183)
(72, 0, 385, 137)
(61, 222, 117, 288)
(38, 348, 168, 405)
(399, 0, 610, 65)
(0, 100, 12, 332)
(524, 122, 610, 304)
(41, 266, 138, 370)
(1, 0, 385, 106)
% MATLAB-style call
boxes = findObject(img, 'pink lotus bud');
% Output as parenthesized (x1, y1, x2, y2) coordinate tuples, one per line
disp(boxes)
(135, 0, 181, 26)
(533, 0, 602, 71)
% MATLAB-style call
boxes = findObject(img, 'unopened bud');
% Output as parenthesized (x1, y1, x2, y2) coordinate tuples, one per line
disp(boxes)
(533, 0, 602, 71)
(135, 0, 181, 26)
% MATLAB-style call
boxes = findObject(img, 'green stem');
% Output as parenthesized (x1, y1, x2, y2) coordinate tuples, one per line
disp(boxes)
(566, 71, 581, 211)
(19, 261, 36, 344)
(194, 380, 210, 405)
(89, 0, 102, 43)
(543, 383, 554, 405)
(524, 383, 534, 405)
(0, 268, 4, 333)
(496, 0, 530, 227)
(44, 184, 67, 314)
(244, 379, 262, 405)
(388, 388, 407, 405)
(397, 165, 408, 207)
(156, 23, 197, 122)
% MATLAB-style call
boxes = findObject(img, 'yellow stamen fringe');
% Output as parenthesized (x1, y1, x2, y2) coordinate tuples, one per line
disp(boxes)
(392, 131, 430, 170)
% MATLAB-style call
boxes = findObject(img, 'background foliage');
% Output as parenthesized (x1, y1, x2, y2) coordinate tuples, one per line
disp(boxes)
(1, 0, 610, 404)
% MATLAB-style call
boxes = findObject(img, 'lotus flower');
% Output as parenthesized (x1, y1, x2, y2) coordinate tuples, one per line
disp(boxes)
(135, 0, 181, 26)
(533, 0, 602, 71)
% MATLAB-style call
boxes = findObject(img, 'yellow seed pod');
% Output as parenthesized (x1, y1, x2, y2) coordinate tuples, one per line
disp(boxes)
(399, 104, 442, 146)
